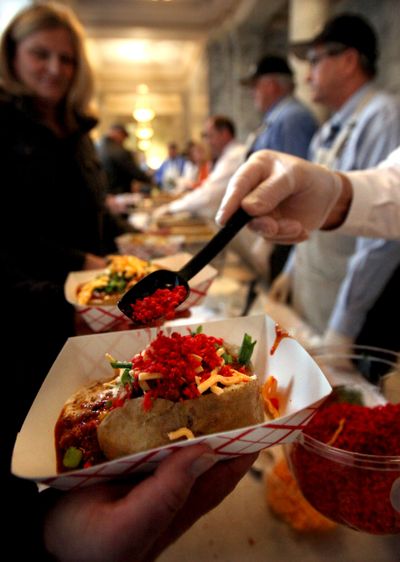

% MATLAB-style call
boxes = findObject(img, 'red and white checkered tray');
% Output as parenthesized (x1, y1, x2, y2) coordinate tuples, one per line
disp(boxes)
(12, 314, 332, 490)
(64, 252, 217, 332)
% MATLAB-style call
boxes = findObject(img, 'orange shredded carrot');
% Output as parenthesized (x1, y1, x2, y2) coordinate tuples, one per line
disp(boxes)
(266, 458, 337, 532)
(262, 375, 280, 418)
(326, 417, 346, 446)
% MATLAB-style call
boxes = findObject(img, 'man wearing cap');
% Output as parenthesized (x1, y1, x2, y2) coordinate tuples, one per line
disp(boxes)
(242, 55, 318, 280)
(242, 55, 318, 159)
(269, 13, 400, 355)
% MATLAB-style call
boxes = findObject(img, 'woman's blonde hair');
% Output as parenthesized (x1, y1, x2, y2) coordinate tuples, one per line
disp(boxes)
(0, 1, 96, 125)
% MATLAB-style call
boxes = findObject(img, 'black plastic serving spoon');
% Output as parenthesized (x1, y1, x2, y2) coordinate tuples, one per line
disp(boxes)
(118, 207, 252, 322)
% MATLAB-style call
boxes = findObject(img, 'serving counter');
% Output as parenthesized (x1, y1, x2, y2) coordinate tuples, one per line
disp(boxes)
(158, 464, 400, 562)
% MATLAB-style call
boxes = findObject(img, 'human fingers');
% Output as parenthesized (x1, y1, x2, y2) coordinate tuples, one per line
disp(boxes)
(249, 216, 309, 243)
(216, 151, 297, 225)
(216, 152, 276, 224)
(147, 453, 258, 559)
(44, 444, 217, 562)
(114, 444, 218, 543)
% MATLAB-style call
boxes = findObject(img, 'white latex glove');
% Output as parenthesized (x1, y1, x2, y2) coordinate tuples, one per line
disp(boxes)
(216, 150, 344, 244)
(268, 271, 291, 303)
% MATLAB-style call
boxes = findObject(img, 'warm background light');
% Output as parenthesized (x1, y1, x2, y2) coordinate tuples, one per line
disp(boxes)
(135, 126, 154, 140)
(133, 107, 155, 122)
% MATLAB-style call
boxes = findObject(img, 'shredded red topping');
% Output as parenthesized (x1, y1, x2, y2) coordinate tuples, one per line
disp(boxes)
(131, 330, 227, 408)
(291, 402, 400, 534)
(130, 285, 188, 325)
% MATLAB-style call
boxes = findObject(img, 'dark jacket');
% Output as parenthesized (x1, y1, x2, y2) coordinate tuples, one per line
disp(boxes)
(0, 90, 123, 558)
(0, 90, 119, 281)
(96, 135, 151, 194)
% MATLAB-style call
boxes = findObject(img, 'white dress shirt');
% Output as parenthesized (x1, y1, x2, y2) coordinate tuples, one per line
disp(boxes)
(166, 140, 247, 218)
(341, 147, 400, 239)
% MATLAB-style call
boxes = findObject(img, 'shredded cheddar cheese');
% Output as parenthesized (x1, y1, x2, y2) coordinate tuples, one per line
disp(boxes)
(197, 373, 255, 394)
(77, 275, 109, 304)
(168, 427, 195, 441)
(77, 255, 156, 305)
(138, 372, 163, 381)
(266, 458, 336, 532)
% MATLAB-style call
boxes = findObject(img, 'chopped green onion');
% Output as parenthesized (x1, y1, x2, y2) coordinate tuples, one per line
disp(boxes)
(110, 361, 132, 369)
(63, 446, 83, 469)
(222, 352, 233, 364)
(238, 333, 257, 365)
(121, 368, 133, 386)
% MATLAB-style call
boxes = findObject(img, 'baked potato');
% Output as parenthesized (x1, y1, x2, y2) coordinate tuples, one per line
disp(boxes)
(55, 329, 265, 472)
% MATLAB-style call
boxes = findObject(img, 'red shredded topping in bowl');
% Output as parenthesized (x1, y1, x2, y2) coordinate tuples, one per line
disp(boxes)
(291, 402, 400, 534)
(130, 285, 187, 325)
(132, 330, 226, 408)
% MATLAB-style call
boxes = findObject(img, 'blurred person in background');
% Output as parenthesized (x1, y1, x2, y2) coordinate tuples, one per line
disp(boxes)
(241, 55, 318, 281)
(154, 140, 186, 190)
(96, 123, 152, 200)
(268, 13, 400, 354)
(152, 115, 271, 278)
(153, 115, 246, 219)
(176, 140, 212, 192)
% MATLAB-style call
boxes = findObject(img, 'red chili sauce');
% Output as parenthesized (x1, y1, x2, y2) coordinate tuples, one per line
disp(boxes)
(130, 285, 188, 325)
(55, 396, 109, 473)
(270, 324, 291, 355)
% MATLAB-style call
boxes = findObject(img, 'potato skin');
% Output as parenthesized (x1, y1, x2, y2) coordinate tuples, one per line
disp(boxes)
(97, 379, 264, 460)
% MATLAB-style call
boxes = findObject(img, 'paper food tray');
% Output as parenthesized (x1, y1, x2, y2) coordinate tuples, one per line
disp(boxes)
(64, 252, 217, 332)
(115, 233, 185, 260)
(12, 314, 332, 490)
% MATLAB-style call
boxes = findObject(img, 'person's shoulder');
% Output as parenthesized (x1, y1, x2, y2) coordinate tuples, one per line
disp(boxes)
(362, 89, 400, 120)
(224, 142, 247, 159)
(287, 96, 316, 115)
(282, 98, 318, 128)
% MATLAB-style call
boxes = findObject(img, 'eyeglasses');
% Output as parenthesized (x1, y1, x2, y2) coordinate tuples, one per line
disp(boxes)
(306, 46, 348, 67)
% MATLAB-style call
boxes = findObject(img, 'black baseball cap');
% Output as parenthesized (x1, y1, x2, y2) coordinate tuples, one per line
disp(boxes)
(240, 55, 293, 85)
(291, 13, 378, 70)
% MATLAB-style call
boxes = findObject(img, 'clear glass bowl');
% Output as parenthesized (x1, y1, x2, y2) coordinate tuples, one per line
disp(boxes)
(288, 345, 400, 535)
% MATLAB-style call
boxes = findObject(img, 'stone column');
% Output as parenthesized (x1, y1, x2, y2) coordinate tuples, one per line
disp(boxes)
(288, 0, 330, 121)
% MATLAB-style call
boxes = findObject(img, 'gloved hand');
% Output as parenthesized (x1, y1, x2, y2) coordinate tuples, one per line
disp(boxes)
(268, 271, 291, 303)
(216, 150, 345, 244)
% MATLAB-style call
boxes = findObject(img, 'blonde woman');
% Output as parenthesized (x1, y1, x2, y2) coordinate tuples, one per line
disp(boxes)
(1, 2, 121, 365)
(2, 4, 258, 560)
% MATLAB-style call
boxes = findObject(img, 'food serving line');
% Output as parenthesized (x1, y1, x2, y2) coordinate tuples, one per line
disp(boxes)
(14, 192, 400, 560)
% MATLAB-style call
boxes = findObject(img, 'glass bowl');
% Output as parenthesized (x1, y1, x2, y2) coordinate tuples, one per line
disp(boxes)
(288, 345, 400, 535)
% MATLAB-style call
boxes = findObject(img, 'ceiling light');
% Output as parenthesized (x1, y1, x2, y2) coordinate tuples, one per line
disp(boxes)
(135, 126, 154, 140)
